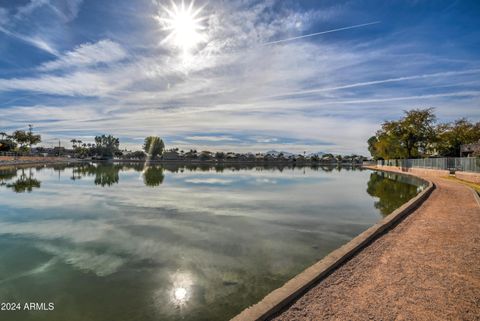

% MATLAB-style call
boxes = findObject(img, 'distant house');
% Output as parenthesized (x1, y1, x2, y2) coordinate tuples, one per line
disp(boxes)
(264, 154, 276, 162)
(199, 151, 213, 161)
(53, 146, 67, 156)
(184, 150, 198, 159)
(460, 140, 480, 157)
(246, 153, 256, 161)
(163, 150, 180, 160)
(225, 153, 237, 161)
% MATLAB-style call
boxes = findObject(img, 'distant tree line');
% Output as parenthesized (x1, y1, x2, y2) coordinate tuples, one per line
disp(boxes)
(67, 135, 122, 159)
(368, 108, 480, 160)
(0, 125, 41, 153)
(62, 135, 166, 160)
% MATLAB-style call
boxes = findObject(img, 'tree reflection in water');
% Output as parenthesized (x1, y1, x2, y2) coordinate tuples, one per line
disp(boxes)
(0, 168, 17, 186)
(6, 168, 41, 193)
(70, 163, 164, 187)
(71, 163, 122, 186)
(366, 171, 422, 216)
(143, 166, 165, 187)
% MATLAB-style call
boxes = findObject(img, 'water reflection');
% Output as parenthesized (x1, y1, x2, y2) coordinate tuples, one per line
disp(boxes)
(0, 163, 425, 202)
(0, 167, 17, 186)
(170, 271, 194, 307)
(1, 163, 367, 191)
(5, 168, 41, 193)
(143, 166, 165, 187)
(0, 163, 426, 321)
(366, 171, 425, 216)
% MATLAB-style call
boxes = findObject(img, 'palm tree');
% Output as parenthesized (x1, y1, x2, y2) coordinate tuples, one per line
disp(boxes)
(70, 139, 77, 149)
(0, 132, 6, 140)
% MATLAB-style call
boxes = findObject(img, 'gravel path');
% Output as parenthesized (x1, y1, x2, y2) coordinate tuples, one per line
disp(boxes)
(271, 173, 480, 321)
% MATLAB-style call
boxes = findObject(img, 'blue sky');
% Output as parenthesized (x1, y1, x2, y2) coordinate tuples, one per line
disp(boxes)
(0, 0, 479, 154)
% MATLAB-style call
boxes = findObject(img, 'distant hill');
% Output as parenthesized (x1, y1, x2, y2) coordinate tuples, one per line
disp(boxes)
(307, 151, 326, 157)
(265, 150, 294, 156)
(265, 150, 328, 157)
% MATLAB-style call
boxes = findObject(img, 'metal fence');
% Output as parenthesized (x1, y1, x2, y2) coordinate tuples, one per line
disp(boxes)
(377, 157, 480, 173)
(0, 152, 18, 157)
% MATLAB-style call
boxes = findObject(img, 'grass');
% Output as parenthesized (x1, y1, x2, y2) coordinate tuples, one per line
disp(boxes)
(442, 175, 480, 193)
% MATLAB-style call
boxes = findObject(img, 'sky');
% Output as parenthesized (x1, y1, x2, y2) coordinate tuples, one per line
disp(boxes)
(0, 0, 479, 155)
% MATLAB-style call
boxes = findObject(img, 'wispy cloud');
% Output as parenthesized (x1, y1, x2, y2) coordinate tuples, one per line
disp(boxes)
(0, 0, 479, 154)
(184, 178, 235, 185)
(0, 25, 58, 55)
(39, 39, 127, 71)
(14, 0, 83, 22)
(185, 135, 239, 142)
(14, 0, 50, 19)
(0, 7, 9, 26)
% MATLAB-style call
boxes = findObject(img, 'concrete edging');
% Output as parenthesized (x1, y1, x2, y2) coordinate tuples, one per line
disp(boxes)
(471, 188, 480, 208)
(231, 167, 435, 321)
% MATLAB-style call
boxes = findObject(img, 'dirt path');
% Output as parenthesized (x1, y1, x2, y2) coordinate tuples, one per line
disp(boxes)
(271, 173, 480, 321)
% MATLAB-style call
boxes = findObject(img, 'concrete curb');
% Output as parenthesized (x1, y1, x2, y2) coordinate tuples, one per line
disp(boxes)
(471, 188, 480, 208)
(0, 160, 80, 169)
(231, 167, 434, 321)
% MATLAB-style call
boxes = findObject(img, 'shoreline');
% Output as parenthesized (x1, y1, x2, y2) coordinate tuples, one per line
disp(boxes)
(0, 157, 363, 169)
(0, 157, 83, 169)
(232, 166, 435, 321)
(255, 166, 479, 321)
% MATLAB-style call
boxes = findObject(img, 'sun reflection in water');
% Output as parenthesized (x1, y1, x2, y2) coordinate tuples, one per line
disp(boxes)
(169, 271, 193, 307)
(174, 287, 188, 302)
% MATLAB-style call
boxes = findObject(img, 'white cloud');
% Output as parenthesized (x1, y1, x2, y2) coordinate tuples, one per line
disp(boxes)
(0, 25, 58, 55)
(185, 135, 239, 142)
(256, 137, 278, 143)
(0, 71, 118, 96)
(14, 0, 50, 19)
(184, 178, 235, 185)
(0, 7, 9, 26)
(14, 0, 83, 22)
(39, 39, 128, 71)
(1, 0, 479, 155)
(50, 0, 84, 22)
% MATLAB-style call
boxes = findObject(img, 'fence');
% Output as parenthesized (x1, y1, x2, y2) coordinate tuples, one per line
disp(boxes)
(0, 152, 19, 157)
(377, 157, 480, 173)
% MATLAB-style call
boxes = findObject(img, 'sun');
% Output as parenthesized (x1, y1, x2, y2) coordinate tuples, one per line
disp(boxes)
(158, 0, 206, 54)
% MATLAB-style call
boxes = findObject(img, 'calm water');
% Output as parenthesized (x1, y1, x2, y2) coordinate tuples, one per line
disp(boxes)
(0, 163, 425, 321)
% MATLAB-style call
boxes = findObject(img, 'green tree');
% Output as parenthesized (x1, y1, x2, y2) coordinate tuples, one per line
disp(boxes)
(125, 150, 146, 160)
(369, 108, 437, 159)
(26, 124, 41, 150)
(94, 135, 120, 158)
(0, 135, 17, 152)
(436, 118, 480, 156)
(367, 136, 380, 160)
(12, 130, 29, 151)
(143, 136, 165, 159)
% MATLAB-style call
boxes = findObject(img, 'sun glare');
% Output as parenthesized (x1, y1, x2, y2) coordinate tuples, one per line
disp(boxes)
(159, 0, 206, 55)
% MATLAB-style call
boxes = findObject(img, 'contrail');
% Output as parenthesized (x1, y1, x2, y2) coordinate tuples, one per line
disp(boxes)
(262, 21, 381, 45)
(266, 68, 480, 99)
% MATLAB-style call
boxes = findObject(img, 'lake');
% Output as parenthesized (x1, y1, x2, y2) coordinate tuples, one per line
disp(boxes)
(0, 163, 426, 321)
